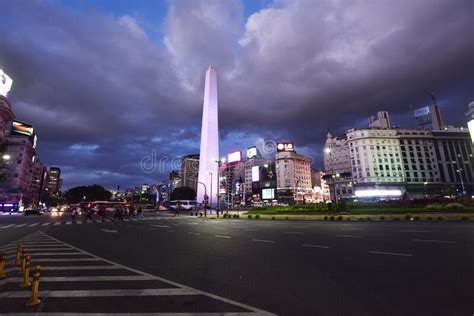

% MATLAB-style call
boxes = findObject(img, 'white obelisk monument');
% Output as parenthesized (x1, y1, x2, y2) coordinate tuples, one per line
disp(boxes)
(197, 66, 219, 206)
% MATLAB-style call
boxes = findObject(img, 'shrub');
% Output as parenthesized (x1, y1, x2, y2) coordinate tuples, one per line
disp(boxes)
(426, 216, 433, 221)
(285, 216, 289, 220)
(404, 214, 412, 221)
(272, 216, 276, 220)
(425, 203, 443, 210)
(233, 214, 239, 219)
(393, 217, 400, 221)
(461, 216, 470, 221)
(437, 216, 444, 221)
(223, 213, 227, 218)
(247, 214, 252, 219)
(255, 214, 260, 219)
(414, 216, 421, 221)
(380, 216, 385, 221)
(329, 216, 335, 221)
(337, 215, 343, 221)
(358, 218, 364, 221)
(323, 215, 328, 221)
(366, 217, 372, 221)
(444, 203, 465, 210)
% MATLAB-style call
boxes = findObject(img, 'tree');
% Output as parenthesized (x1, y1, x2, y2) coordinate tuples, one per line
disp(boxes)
(170, 187, 196, 201)
(64, 185, 112, 204)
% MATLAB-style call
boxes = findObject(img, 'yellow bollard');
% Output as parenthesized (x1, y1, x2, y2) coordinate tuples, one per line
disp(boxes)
(13, 243, 23, 267)
(26, 265, 41, 306)
(0, 251, 5, 278)
(19, 249, 26, 275)
(20, 255, 31, 287)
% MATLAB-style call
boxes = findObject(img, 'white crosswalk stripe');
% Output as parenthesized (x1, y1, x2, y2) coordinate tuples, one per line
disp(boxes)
(28, 223, 40, 227)
(54, 222, 61, 225)
(0, 231, 275, 315)
(14, 223, 27, 227)
(41, 222, 51, 226)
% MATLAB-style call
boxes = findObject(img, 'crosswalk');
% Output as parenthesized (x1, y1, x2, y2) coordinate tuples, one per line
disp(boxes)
(0, 231, 274, 315)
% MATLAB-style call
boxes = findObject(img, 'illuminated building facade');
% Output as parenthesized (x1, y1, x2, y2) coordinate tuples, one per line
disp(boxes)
(179, 154, 199, 193)
(46, 167, 61, 195)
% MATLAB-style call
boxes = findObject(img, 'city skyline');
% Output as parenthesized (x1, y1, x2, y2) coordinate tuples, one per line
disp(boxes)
(0, 0, 472, 189)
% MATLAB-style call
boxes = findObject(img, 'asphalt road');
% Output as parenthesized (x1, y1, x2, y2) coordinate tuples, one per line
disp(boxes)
(0, 212, 473, 315)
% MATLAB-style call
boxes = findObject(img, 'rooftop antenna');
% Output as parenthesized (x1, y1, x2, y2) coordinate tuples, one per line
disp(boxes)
(424, 90, 437, 106)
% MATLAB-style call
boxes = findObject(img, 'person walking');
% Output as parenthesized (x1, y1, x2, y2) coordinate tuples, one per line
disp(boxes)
(174, 202, 181, 217)
(137, 205, 143, 219)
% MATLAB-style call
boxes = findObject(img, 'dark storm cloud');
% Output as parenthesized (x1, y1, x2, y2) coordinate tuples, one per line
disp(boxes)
(0, 0, 472, 188)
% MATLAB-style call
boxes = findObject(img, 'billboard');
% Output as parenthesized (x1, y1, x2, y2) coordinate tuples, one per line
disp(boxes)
(414, 106, 431, 125)
(0, 69, 13, 97)
(247, 147, 257, 159)
(219, 176, 226, 194)
(277, 142, 294, 152)
(227, 151, 242, 163)
(252, 166, 260, 182)
(468, 120, 474, 143)
(262, 188, 275, 199)
(11, 121, 34, 138)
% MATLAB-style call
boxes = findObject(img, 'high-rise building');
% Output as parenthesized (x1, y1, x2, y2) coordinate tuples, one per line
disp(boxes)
(0, 96, 14, 141)
(47, 167, 61, 195)
(179, 154, 199, 193)
(28, 159, 48, 205)
(197, 66, 219, 205)
(275, 144, 312, 204)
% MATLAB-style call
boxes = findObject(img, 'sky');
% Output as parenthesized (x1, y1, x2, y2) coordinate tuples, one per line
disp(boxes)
(0, 0, 473, 190)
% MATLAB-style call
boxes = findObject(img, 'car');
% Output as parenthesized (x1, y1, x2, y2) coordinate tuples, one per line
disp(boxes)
(23, 208, 45, 216)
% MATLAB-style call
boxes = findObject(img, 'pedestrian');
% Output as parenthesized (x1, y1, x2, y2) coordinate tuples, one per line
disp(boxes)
(85, 208, 93, 222)
(137, 205, 143, 219)
(72, 208, 77, 222)
(174, 201, 181, 217)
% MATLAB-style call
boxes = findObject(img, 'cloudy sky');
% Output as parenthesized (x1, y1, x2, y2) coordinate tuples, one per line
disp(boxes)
(1, 0, 473, 189)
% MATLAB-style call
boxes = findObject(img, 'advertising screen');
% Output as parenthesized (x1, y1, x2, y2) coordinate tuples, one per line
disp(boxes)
(11, 121, 34, 137)
(0, 69, 13, 97)
(227, 151, 242, 163)
(414, 106, 432, 125)
(277, 142, 295, 152)
(252, 166, 260, 182)
(262, 188, 275, 199)
(247, 147, 257, 159)
(219, 176, 226, 194)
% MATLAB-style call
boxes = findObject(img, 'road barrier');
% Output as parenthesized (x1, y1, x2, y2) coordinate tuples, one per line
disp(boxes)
(19, 248, 27, 275)
(0, 251, 5, 278)
(26, 265, 41, 306)
(13, 243, 23, 266)
(21, 255, 31, 287)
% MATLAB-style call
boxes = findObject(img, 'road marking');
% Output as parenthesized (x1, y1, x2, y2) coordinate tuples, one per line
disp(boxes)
(243, 228, 258, 231)
(32, 258, 102, 262)
(0, 224, 15, 229)
(337, 234, 364, 238)
(100, 229, 118, 233)
(5, 247, 72, 253)
(54, 222, 61, 225)
(283, 231, 304, 235)
(14, 224, 27, 228)
(188, 232, 200, 235)
(302, 244, 330, 249)
(252, 239, 275, 243)
(28, 223, 40, 227)
(412, 239, 456, 244)
(369, 251, 413, 257)
(166, 230, 175, 233)
(66, 221, 72, 225)
(76, 220, 83, 224)
(41, 222, 50, 226)
(400, 230, 430, 233)
(215, 235, 231, 239)
(0, 288, 199, 298)
(152, 225, 170, 228)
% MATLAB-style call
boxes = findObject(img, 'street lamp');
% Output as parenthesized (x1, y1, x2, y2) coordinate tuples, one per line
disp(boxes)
(423, 182, 428, 198)
(456, 169, 466, 196)
(2, 154, 10, 161)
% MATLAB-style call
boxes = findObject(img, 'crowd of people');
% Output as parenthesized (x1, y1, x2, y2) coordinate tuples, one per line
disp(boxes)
(71, 204, 143, 222)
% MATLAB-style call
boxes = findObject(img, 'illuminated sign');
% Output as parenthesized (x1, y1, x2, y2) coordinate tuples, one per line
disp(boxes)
(414, 106, 431, 125)
(227, 151, 242, 163)
(355, 189, 402, 197)
(219, 176, 226, 194)
(262, 188, 275, 199)
(277, 142, 294, 152)
(468, 120, 474, 143)
(247, 147, 257, 159)
(0, 69, 13, 97)
(11, 121, 34, 138)
(252, 166, 260, 182)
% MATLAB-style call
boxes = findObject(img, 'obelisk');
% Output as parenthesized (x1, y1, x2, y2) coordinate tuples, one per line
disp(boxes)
(197, 66, 219, 206)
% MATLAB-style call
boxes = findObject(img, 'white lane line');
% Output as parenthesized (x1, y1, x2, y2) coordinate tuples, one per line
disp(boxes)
(412, 239, 456, 244)
(41, 223, 50, 226)
(32, 258, 102, 262)
(243, 228, 258, 232)
(282, 231, 304, 235)
(0, 275, 156, 286)
(100, 229, 118, 233)
(215, 235, 231, 239)
(187, 232, 200, 235)
(337, 235, 364, 238)
(302, 244, 330, 249)
(166, 230, 175, 233)
(76, 221, 83, 224)
(252, 239, 275, 243)
(5, 247, 72, 253)
(369, 251, 413, 257)
(400, 230, 430, 233)
(54, 222, 61, 226)
(123, 219, 130, 222)
(7, 252, 84, 259)
(0, 288, 199, 298)
(14, 224, 27, 228)
(0, 224, 15, 229)
(66, 221, 72, 225)
(28, 223, 40, 227)
(152, 225, 170, 228)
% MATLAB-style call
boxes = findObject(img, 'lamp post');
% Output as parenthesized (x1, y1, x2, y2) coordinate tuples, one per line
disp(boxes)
(423, 182, 428, 198)
(214, 158, 226, 212)
(456, 169, 466, 197)
(187, 178, 207, 216)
